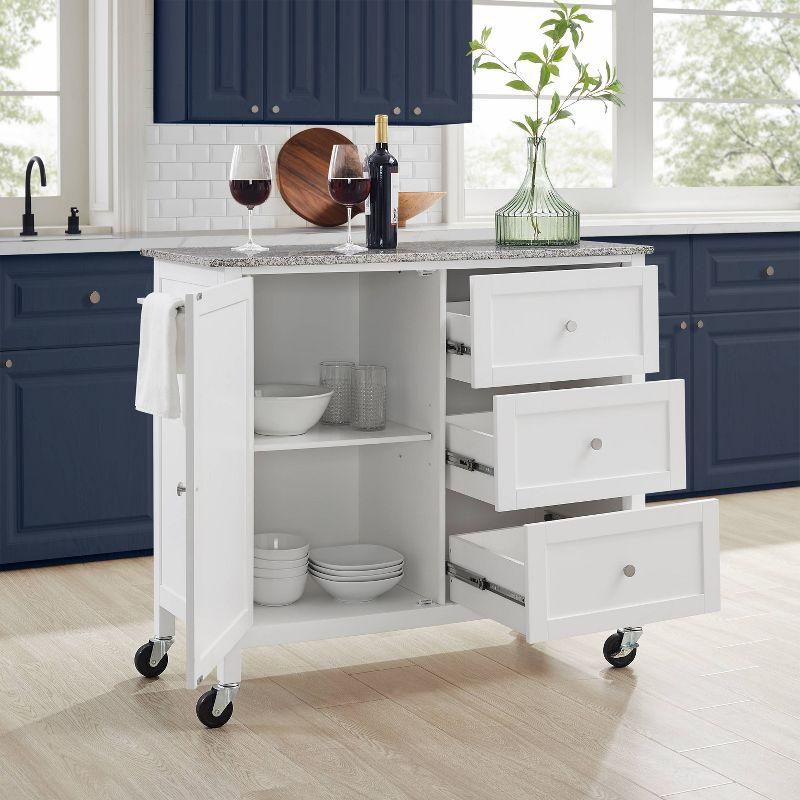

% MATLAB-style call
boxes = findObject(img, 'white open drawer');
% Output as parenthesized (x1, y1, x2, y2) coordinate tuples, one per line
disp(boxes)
(446, 265, 659, 387)
(448, 500, 720, 642)
(445, 380, 686, 511)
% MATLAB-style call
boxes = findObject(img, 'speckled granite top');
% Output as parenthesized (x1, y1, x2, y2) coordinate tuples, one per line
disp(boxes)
(141, 239, 654, 269)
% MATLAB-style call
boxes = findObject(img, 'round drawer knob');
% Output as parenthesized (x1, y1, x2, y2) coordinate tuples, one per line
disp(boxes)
(623, 564, 636, 578)
(696, 319, 704, 329)
(764, 265, 775, 278)
(89, 290, 101, 305)
(271, 105, 280, 114)
(2, 359, 12, 369)
(250, 105, 259, 114)
(590, 437, 603, 451)
(679, 320, 688, 330)
(393, 106, 401, 115)
(565, 320, 578, 333)
(412, 106, 422, 116)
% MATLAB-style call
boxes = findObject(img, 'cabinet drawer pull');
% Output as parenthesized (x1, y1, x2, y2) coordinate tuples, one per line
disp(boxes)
(393, 106, 401, 115)
(696, 319, 704, 329)
(88, 290, 101, 305)
(680, 320, 688, 330)
(176, 482, 186, 497)
(590, 437, 603, 451)
(412, 106, 422, 116)
(250, 104, 259, 114)
(271, 105, 280, 114)
(623, 564, 636, 578)
(763, 265, 775, 278)
(565, 320, 578, 333)
(2, 359, 12, 369)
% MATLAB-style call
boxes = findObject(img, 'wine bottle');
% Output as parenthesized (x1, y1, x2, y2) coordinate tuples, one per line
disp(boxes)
(365, 114, 399, 250)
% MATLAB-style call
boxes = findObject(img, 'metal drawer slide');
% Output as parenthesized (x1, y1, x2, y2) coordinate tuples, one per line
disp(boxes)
(446, 562, 525, 606)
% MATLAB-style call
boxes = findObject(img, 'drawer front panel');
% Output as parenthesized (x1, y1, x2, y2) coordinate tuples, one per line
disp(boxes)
(693, 233, 800, 312)
(448, 500, 719, 643)
(0, 253, 152, 350)
(464, 266, 659, 387)
(495, 381, 686, 510)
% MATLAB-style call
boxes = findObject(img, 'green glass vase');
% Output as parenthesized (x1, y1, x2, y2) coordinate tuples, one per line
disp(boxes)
(495, 137, 580, 247)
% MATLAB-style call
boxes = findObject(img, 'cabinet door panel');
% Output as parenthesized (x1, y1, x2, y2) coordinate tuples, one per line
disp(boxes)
(189, 0, 264, 121)
(266, 0, 336, 122)
(0, 346, 152, 566)
(338, 0, 406, 123)
(407, 0, 472, 124)
(693, 310, 800, 491)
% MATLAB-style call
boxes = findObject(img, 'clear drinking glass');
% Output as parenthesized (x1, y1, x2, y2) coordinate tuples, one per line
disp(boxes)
(229, 144, 273, 253)
(320, 361, 354, 424)
(352, 365, 387, 431)
(328, 144, 370, 255)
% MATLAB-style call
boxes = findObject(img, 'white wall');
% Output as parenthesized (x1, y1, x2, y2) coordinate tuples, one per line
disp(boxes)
(142, 2, 444, 233)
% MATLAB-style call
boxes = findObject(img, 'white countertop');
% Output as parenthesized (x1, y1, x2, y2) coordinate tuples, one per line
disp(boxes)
(0, 211, 797, 257)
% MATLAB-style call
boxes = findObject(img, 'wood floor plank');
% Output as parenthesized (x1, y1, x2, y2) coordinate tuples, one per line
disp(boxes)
(662, 784, 767, 799)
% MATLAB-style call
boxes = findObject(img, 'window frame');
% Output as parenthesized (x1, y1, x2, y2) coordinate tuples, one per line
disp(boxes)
(457, 0, 800, 220)
(0, 0, 89, 229)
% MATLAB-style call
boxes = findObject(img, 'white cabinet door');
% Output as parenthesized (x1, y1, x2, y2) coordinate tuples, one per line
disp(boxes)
(184, 278, 253, 688)
(447, 266, 659, 387)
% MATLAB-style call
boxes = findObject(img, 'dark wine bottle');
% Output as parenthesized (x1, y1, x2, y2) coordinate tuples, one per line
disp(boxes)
(365, 114, 399, 250)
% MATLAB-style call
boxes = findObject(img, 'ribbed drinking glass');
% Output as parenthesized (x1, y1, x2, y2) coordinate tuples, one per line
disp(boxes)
(320, 361, 354, 424)
(351, 365, 387, 431)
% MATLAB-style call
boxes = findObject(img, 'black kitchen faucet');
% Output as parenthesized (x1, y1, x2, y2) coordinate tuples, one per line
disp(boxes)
(21, 156, 47, 236)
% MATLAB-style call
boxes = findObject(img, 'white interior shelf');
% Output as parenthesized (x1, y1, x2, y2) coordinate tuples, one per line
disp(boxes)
(253, 420, 432, 452)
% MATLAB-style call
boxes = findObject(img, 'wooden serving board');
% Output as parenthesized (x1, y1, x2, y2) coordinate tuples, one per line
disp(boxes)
(276, 128, 364, 227)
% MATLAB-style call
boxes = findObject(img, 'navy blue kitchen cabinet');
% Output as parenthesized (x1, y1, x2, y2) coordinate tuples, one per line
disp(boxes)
(154, 0, 472, 125)
(0, 254, 153, 567)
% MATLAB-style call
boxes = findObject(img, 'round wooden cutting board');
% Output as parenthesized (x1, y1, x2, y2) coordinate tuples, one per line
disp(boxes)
(276, 128, 364, 227)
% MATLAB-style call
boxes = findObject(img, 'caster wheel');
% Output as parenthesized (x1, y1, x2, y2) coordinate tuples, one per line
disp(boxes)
(603, 631, 637, 668)
(134, 641, 168, 678)
(196, 689, 233, 728)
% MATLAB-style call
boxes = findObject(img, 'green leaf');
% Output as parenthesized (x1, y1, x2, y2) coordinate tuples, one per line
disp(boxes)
(573, 14, 593, 23)
(549, 92, 560, 115)
(544, 30, 560, 42)
(571, 27, 579, 48)
(476, 61, 506, 70)
(517, 51, 543, 64)
(552, 45, 569, 62)
(543, 44, 549, 59)
(481, 26, 492, 42)
(512, 119, 531, 135)
(538, 64, 551, 90)
(506, 78, 532, 92)
(549, 64, 560, 76)
(524, 114, 540, 132)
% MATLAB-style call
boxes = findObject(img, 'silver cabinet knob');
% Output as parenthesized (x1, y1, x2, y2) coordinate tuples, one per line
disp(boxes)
(271, 105, 280, 113)
(623, 564, 636, 578)
(590, 438, 603, 451)
(250, 104, 259, 114)
(696, 319, 704, 329)
(764, 265, 775, 278)
(176, 482, 186, 497)
(89, 290, 101, 305)
(2, 359, 12, 369)
(393, 106, 401, 115)
(565, 320, 578, 333)
(412, 106, 422, 116)
(679, 320, 688, 330)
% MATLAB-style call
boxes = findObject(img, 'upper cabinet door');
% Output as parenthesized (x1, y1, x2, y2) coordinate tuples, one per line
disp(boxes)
(407, 0, 472, 124)
(184, 278, 254, 689)
(189, 0, 264, 122)
(265, 0, 336, 122)
(338, 0, 406, 123)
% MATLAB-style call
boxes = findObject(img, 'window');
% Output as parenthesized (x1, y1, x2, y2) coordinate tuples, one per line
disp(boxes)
(0, 0, 87, 228)
(461, 0, 800, 218)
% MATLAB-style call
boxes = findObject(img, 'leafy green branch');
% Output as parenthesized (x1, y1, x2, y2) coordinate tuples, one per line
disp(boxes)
(467, 2, 623, 141)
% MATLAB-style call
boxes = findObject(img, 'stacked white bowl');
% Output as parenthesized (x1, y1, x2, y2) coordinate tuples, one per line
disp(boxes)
(309, 544, 404, 603)
(254, 533, 309, 606)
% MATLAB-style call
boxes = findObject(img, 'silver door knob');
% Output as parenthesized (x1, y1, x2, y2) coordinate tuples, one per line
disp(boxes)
(2, 359, 12, 369)
(764, 265, 775, 277)
(679, 320, 688, 330)
(271, 105, 280, 113)
(89, 290, 101, 305)
(565, 320, 578, 332)
(412, 106, 422, 116)
(250, 105, 259, 114)
(393, 106, 401, 115)
(623, 564, 636, 577)
(696, 320, 704, 329)
(176, 482, 186, 496)
(590, 438, 603, 450)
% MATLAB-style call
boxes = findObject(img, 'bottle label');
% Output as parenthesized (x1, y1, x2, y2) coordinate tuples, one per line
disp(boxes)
(390, 172, 398, 227)
(364, 194, 370, 216)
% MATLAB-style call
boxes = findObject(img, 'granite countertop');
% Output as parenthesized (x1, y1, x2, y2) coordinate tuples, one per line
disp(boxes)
(141, 239, 655, 269)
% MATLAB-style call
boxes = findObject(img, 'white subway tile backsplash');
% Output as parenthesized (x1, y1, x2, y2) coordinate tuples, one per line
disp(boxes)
(226, 126, 261, 144)
(399, 144, 428, 161)
(176, 144, 210, 162)
(413, 161, 441, 179)
(159, 162, 193, 180)
(210, 144, 234, 163)
(192, 162, 228, 180)
(145, 126, 159, 145)
(159, 198, 194, 217)
(148, 180, 177, 199)
(177, 180, 211, 199)
(258, 126, 291, 144)
(146, 144, 176, 163)
(193, 126, 227, 144)
(178, 217, 210, 231)
(194, 198, 228, 216)
(159, 126, 194, 144)
(211, 216, 243, 230)
(146, 217, 177, 232)
(413, 127, 442, 145)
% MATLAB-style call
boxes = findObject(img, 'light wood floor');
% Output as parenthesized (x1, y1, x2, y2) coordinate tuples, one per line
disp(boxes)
(1, 488, 799, 800)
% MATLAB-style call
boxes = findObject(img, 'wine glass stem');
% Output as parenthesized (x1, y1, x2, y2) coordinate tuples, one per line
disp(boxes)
(346, 206, 353, 246)
(247, 208, 254, 246)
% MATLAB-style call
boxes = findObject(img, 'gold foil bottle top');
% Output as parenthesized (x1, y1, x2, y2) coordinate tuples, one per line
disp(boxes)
(375, 114, 389, 144)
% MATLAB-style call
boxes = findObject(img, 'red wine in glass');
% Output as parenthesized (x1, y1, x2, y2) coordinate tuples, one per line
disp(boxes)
(229, 144, 272, 253)
(328, 177, 370, 207)
(229, 179, 272, 208)
(328, 144, 370, 255)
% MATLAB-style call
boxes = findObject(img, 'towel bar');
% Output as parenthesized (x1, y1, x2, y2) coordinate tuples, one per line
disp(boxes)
(137, 297, 185, 313)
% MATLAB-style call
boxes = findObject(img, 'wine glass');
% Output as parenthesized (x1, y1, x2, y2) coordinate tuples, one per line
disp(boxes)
(229, 144, 272, 253)
(328, 144, 370, 255)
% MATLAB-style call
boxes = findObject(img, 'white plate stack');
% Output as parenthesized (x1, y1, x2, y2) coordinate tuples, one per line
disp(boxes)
(309, 544, 404, 603)
(254, 533, 309, 606)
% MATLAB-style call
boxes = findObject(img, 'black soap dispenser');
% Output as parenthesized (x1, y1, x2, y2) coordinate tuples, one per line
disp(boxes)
(65, 207, 81, 235)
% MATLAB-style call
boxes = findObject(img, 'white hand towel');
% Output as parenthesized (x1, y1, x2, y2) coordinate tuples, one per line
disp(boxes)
(135, 293, 183, 418)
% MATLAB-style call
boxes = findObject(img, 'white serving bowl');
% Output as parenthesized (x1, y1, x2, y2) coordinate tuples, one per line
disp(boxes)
(254, 383, 333, 436)
(309, 562, 403, 578)
(254, 573, 307, 606)
(254, 532, 309, 561)
(309, 568, 402, 583)
(255, 555, 309, 571)
(311, 572, 402, 602)
(255, 564, 308, 579)
(309, 544, 404, 571)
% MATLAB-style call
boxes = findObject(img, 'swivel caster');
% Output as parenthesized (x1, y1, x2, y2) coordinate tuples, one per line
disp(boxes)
(134, 637, 173, 678)
(196, 683, 239, 728)
(603, 626, 642, 668)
